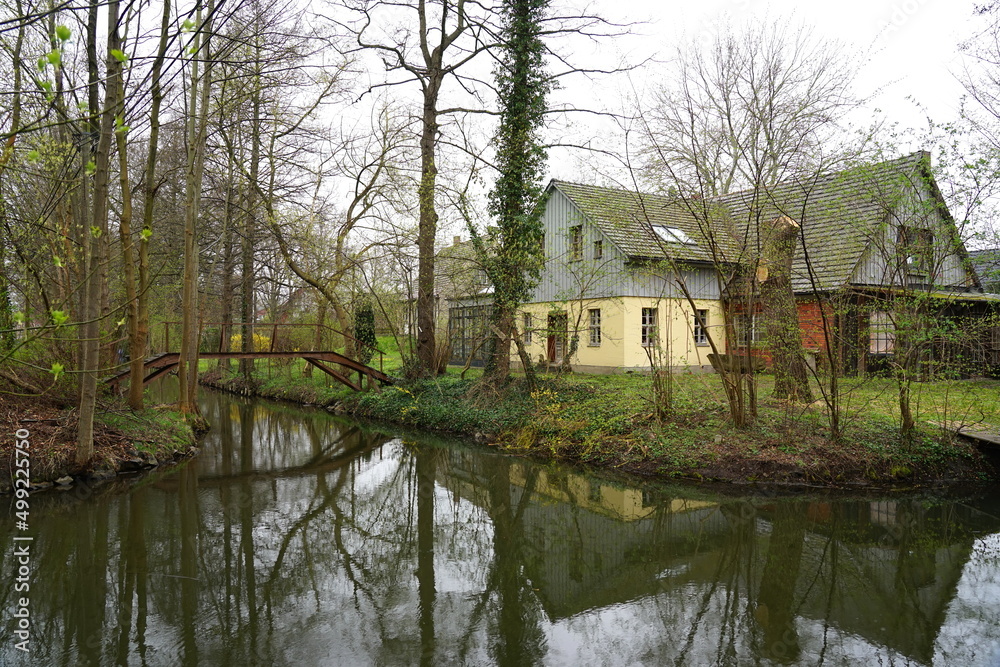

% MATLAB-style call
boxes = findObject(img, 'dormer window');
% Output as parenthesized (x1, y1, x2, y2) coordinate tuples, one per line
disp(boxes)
(652, 225, 696, 246)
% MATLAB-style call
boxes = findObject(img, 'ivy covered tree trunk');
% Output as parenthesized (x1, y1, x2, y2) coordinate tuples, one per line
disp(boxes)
(761, 216, 812, 402)
(415, 91, 440, 377)
(478, 0, 550, 385)
(353, 298, 377, 365)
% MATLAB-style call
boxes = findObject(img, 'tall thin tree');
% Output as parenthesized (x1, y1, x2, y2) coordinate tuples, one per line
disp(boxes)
(475, 0, 549, 384)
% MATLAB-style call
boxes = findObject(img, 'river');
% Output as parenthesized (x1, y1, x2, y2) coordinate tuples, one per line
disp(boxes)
(3, 386, 1000, 666)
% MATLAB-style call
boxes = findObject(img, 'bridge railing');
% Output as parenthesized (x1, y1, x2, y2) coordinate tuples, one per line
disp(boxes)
(158, 321, 385, 374)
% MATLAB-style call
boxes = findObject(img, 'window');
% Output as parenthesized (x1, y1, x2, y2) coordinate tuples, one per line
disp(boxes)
(540, 232, 545, 259)
(898, 226, 934, 273)
(869, 311, 895, 354)
(652, 225, 696, 245)
(734, 313, 759, 346)
(448, 304, 493, 366)
(570, 225, 583, 260)
(593, 239, 603, 259)
(693, 309, 709, 345)
(523, 312, 533, 345)
(589, 481, 603, 503)
(588, 309, 602, 346)
(641, 307, 658, 347)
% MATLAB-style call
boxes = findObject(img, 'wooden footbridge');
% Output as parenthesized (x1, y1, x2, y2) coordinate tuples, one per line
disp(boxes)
(108, 321, 394, 393)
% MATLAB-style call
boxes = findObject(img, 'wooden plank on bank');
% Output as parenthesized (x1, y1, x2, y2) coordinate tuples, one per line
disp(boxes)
(932, 421, 1000, 447)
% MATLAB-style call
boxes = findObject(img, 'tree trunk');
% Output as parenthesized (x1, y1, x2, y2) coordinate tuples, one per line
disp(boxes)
(0, 0, 23, 352)
(178, 0, 213, 415)
(304, 297, 327, 378)
(112, 30, 142, 409)
(136, 0, 170, 381)
(218, 188, 235, 372)
(239, 74, 263, 382)
(761, 216, 812, 402)
(416, 76, 443, 376)
(485, 302, 513, 380)
(77, 0, 117, 463)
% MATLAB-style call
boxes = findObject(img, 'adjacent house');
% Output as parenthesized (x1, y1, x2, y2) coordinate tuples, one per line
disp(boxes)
(970, 248, 1000, 293)
(448, 152, 1000, 375)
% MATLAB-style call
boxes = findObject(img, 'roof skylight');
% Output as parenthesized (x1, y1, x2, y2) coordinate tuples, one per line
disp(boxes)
(652, 225, 697, 245)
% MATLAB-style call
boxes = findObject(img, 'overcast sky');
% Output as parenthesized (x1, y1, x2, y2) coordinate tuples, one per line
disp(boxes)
(542, 0, 987, 183)
(614, 0, 980, 123)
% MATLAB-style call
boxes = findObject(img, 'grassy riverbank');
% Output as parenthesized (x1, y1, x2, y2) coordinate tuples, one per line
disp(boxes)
(198, 357, 999, 489)
(0, 390, 199, 491)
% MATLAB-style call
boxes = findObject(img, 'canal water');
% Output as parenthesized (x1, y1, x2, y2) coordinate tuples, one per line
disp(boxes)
(3, 387, 1000, 666)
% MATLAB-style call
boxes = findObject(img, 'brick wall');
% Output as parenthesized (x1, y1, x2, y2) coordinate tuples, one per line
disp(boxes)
(729, 298, 834, 367)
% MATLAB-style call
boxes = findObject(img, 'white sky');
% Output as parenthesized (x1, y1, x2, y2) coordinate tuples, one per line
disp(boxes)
(621, 0, 978, 122)
(542, 0, 986, 182)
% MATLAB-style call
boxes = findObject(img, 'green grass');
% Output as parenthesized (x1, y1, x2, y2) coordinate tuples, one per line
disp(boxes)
(97, 407, 196, 453)
(194, 351, 998, 486)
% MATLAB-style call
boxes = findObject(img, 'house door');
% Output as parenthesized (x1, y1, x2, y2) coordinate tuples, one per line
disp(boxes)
(547, 312, 567, 363)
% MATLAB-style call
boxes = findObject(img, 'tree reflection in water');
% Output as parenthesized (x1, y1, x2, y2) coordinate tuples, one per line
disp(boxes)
(0, 390, 998, 666)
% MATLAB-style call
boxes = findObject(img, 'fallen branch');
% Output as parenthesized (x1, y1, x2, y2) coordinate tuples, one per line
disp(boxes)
(0, 367, 44, 395)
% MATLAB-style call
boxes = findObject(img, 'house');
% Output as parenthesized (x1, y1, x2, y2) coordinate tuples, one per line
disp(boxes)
(515, 179, 730, 373)
(457, 151, 999, 375)
(712, 152, 999, 375)
(970, 248, 1000, 293)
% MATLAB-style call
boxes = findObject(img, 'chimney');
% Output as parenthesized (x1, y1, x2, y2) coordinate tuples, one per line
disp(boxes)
(453, 235, 461, 246)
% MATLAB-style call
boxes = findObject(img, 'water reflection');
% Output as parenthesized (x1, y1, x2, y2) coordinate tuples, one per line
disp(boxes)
(2, 390, 999, 666)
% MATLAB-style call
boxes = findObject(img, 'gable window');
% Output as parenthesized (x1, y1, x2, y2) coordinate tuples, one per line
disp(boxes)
(869, 311, 895, 354)
(652, 225, 696, 246)
(898, 226, 934, 273)
(593, 239, 603, 260)
(570, 225, 583, 260)
(734, 313, 759, 346)
(589, 309, 602, 346)
(523, 312, 533, 345)
(693, 309, 709, 345)
(641, 307, 658, 347)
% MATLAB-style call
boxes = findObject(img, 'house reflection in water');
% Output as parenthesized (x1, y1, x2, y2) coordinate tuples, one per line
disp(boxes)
(439, 448, 992, 664)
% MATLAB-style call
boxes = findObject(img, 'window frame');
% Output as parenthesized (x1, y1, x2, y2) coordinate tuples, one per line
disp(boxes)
(693, 309, 709, 346)
(734, 313, 759, 347)
(570, 225, 583, 261)
(641, 307, 658, 347)
(898, 225, 934, 274)
(523, 312, 533, 345)
(869, 311, 896, 354)
(588, 308, 602, 346)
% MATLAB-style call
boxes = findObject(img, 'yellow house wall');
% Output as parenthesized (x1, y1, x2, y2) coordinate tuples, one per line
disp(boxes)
(517, 297, 725, 372)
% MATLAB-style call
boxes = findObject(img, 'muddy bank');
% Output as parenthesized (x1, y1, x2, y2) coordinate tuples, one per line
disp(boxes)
(0, 392, 200, 493)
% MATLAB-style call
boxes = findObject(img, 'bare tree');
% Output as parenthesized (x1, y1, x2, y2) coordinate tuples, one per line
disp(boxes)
(636, 19, 866, 414)
(339, 0, 499, 376)
(642, 18, 863, 197)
